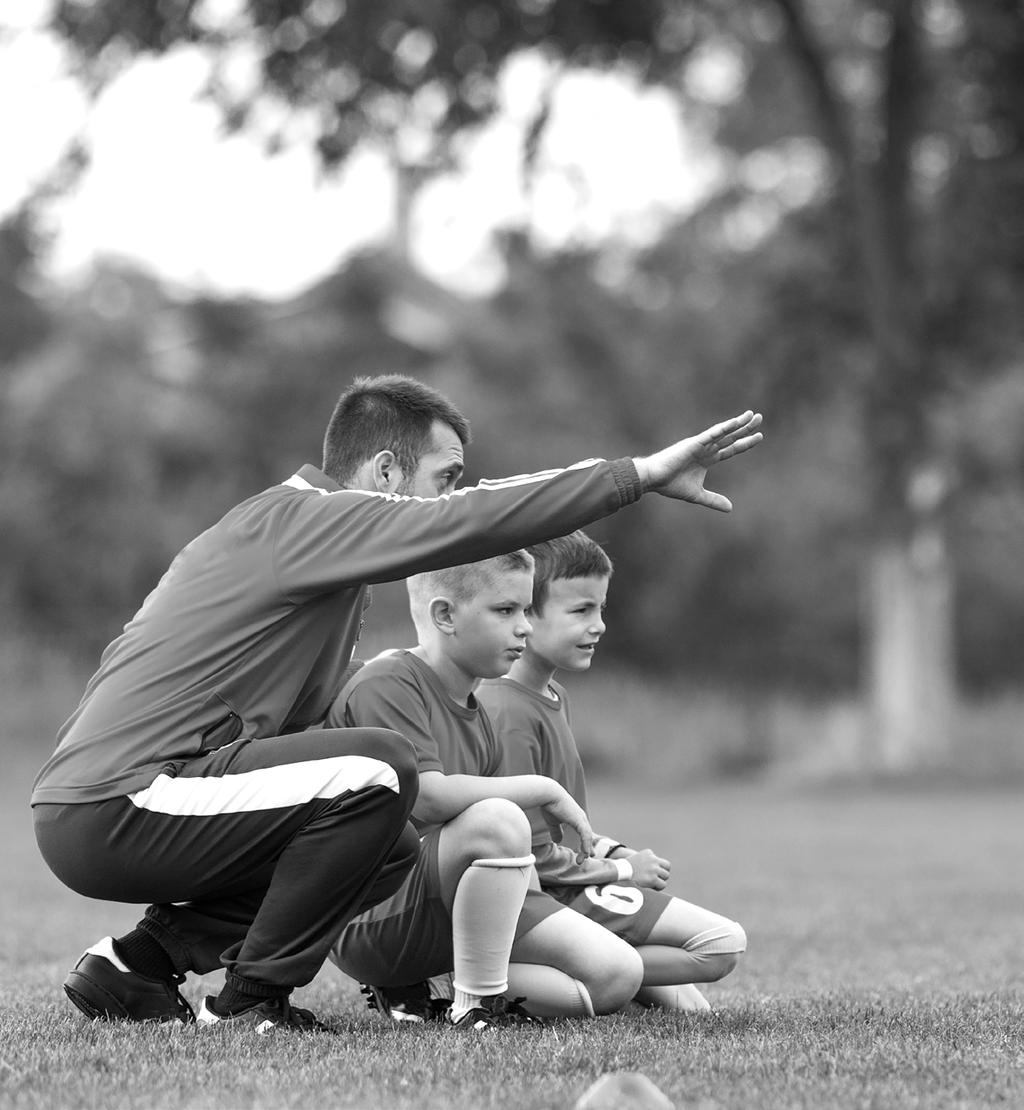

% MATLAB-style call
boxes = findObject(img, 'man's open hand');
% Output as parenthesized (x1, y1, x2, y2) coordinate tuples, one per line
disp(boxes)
(634, 411, 764, 512)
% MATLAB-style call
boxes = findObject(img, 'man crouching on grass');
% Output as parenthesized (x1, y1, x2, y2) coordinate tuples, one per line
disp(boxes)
(30, 371, 762, 1033)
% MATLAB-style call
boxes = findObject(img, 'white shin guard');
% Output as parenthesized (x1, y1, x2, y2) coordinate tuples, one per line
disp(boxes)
(450, 854, 533, 998)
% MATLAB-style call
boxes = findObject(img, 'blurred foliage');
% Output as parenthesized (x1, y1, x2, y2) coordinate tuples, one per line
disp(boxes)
(3, 0, 1021, 698)
(2, 222, 1022, 690)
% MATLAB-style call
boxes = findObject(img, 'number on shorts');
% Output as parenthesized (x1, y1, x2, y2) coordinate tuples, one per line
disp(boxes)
(583, 884, 644, 916)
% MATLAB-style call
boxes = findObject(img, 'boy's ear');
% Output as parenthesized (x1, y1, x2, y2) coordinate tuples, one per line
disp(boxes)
(427, 596, 457, 636)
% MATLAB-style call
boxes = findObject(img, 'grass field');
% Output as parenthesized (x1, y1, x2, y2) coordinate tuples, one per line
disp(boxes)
(3, 738, 1022, 1110)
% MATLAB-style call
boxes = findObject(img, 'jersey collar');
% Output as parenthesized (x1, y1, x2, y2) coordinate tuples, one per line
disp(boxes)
(283, 464, 342, 493)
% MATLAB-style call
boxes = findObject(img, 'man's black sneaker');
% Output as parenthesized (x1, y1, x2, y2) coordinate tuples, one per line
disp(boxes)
(360, 981, 451, 1024)
(196, 995, 331, 1033)
(63, 936, 195, 1023)
(449, 994, 544, 1030)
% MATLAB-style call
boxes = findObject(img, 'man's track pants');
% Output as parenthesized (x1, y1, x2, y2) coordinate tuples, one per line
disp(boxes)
(34, 728, 420, 995)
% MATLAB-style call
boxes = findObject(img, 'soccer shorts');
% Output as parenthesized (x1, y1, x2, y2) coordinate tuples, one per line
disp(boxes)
(330, 827, 562, 987)
(544, 882, 672, 944)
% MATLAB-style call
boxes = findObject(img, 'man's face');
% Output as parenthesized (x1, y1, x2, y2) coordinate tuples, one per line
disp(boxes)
(449, 569, 535, 681)
(396, 420, 465, 498)
(525, 575, 609, 674)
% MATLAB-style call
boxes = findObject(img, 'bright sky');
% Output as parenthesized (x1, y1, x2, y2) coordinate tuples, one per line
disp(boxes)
(2, 4, 736, 299)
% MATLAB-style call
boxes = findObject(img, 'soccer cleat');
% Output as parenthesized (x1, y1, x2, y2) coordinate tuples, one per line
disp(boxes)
(360, 981, 451, 1024)
(196, 995, 331, 1034)
(448, 994, 544, 1030)
(63, 936, 195, 1024)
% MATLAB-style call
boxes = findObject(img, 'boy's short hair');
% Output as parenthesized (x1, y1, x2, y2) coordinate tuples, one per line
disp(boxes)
(322, 374, 471, 485)
(526, 531, 613, 613)
(407, 550, 534, 618)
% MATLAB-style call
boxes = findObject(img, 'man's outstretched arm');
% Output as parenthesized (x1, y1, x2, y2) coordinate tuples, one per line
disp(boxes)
(633, 410, 764, 512)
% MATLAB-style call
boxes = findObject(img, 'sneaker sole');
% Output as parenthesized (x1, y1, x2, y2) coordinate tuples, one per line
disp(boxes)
(64, 971, 191, 1023)
(64, 971, 130, 1020)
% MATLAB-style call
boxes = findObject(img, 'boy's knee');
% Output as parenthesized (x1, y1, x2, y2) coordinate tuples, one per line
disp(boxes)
(684, 918, 746, 982)
(730, 921, 747, 954)
(587, 946, 644, 1014)
(684, 918, 747, 956)
(705, 951, 740, 982)
(458, 798, 531, 859)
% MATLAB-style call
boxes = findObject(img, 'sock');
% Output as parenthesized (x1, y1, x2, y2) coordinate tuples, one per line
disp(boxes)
(449, 854, 532, 1021)
(452, 988, 484, 1020)
(213, 981, 289, 1016)
(505, 962, 595, 1017)
(114, 928, 176, 982)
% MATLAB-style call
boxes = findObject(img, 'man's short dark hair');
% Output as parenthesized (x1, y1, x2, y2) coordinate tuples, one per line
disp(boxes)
(322, 374, 471, 485)
(527, 531, 613, 613)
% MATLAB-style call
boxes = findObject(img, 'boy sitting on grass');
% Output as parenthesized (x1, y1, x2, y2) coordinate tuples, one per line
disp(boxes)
(327, 550, 649, 1025)
(478, 531, 746, 1012)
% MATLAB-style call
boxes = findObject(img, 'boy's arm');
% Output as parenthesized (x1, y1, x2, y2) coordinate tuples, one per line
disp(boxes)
(532, 838, 635, 886)
(531, 833, 669, 889)
(340, 666, 594, 856)
(417, 771, 594, 861)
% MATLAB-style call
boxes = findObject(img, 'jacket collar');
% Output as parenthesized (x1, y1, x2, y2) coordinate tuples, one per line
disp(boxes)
(284, 464, 342, 493)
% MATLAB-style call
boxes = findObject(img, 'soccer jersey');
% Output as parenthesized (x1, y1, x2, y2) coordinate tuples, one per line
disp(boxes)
(32, 457, 643, 805)
(479, 675, 674, 945)
(478, 676, 624, 888)
(331, 650, 502, 835)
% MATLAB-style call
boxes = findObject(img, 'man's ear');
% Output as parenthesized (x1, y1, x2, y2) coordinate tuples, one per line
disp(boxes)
(347, 450, 400, 494)
(371, 450, 400, 494)
(428, 596, 457, 636)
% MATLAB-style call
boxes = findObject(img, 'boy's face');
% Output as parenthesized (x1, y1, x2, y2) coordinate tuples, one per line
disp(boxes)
(526, 575, 609, 674)
(448, 569, 534, 680)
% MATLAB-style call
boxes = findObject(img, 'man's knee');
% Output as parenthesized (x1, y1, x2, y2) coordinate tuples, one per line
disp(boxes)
(345, 728, 419, 797)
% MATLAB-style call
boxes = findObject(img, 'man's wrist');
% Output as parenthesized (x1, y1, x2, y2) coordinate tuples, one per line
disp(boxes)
(631, 456, 651, 490)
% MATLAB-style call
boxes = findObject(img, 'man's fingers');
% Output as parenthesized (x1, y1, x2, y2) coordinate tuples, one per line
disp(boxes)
(715, 429, 764, 462)
(710, 414, 763, 451)
(700, 410, 758, 447)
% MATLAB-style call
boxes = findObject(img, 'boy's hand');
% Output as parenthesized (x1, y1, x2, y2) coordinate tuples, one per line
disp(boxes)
(628, 848, 671, 890)
(634, 411, 763, 512)
(541, 792, 595, 863)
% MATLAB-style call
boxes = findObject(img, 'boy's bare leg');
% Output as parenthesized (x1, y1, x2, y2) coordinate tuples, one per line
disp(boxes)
(634, 897, 747, 986)
(508, 908, 643, 1017)
(437, 799, 533, 1021)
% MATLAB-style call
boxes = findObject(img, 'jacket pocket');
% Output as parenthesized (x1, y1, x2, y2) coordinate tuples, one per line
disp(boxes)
(198, 695, 244, 754)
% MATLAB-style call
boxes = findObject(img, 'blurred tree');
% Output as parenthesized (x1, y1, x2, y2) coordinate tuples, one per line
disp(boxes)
(47, 0, 1024, 768)
(0, 208, 52, 366)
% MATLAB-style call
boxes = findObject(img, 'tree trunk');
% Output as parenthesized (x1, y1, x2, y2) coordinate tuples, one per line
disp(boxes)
(774, 0, 959, 773)
(865, 503, 955, 772)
